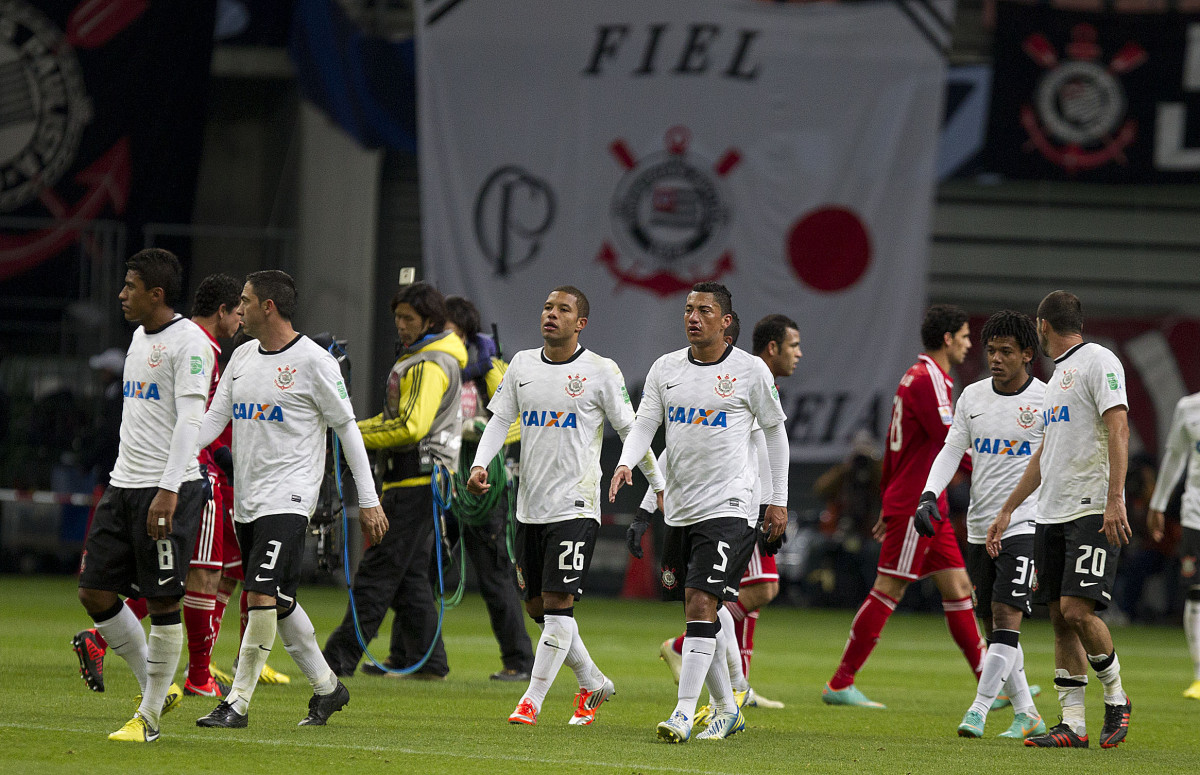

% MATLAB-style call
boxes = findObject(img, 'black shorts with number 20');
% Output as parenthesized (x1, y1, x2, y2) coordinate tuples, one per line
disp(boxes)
(966, 534, 1035, 616)
(513, 518, 599, 601)
(1033, 514, 1120, 611)
(660, 516, 755, 603)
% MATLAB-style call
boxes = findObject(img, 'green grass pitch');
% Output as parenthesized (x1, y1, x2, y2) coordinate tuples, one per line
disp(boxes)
(2, 575, 1195, 774)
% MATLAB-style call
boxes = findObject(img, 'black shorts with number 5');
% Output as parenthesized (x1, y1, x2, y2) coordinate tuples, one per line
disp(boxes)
(513, 518, 598, 601)
(1033, 514, 1120, 611)
(660, 517, 755, 603)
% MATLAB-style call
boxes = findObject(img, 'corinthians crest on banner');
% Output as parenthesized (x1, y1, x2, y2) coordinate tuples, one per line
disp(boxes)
(418, 0, 953, 461)
(985, 1, 1200, 182)
(0, 0, 215, 311)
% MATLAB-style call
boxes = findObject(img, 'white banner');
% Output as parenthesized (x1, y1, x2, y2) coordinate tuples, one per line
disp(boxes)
(418, 0, 953, 461)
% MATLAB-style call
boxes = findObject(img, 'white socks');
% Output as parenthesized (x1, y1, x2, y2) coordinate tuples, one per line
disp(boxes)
(277, 603, 337, 696)
(970, 633, 1018, 716)
(1087, 651, 1125, 705)
(525, 613, 573, 710)
(1005, 644, 1037, 715)
(140, 621, 183, 728)
(674, 620, 719, 720)
(717, 605, 749, 693)
(227, 606, 276, 715)
(1054, 669, 1088, 735)
(93, 603, 149, 693)
(563, 617, 605, 692)
(1185, 598, 1200, 681)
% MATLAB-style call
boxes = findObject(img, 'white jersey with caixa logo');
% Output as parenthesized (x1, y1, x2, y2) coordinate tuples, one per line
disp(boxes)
(633, 345, 786, 527)
(483, 346, 663, 524)
(1037, 342, 1128, 524)
(109, 315, 214, 489)
(943, 376, 1045, 543)
(208, 335, 354, 522)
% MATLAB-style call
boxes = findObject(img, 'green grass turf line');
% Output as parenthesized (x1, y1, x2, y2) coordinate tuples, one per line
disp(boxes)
(2, 575, 1195, 774)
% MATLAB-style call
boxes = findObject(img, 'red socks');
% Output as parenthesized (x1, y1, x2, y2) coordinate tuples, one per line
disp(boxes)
(125, 597, 148, 620)
(183, 592, 218, 684)
(942, 595, 985, 679)
(724, 599, 756, 678)
(829, 589, 898, 690)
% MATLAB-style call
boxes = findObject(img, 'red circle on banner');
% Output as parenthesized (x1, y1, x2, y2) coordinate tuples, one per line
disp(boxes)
(786, 206, 871, 292)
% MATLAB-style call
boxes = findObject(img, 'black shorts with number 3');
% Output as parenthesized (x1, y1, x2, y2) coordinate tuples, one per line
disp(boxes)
(513, 518, 599, 601)
(660, 516, 755, 603)
(236, 513, 308, 603)
(966, 534, 1034, 616)
(1033, 514, 1120, 611)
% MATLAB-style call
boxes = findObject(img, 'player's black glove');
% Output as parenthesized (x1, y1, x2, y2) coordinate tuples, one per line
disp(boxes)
(912, 491, 942, 538)
(756, 503, 788, 557)
(626, 508, 655, 559)
(212, 445, 234, 484)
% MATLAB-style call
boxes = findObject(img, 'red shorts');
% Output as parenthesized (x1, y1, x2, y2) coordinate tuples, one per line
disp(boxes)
(741, 543, 779, 585)
(217, 483, 243, 580)
(190, 470, 224, 570)
(876, 512, 964, 581)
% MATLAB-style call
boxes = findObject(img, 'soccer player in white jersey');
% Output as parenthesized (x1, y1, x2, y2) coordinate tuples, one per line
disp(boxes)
(194, 270, 388, 729)
(914, 310, 1046, 740)
(993, 291, 1132, 749)
(78, 249, 215, 742)
(1147, 391, 1200, 699)
(609, 282, 789, 742)
(467, 285, 664, 727)
(632, 313, 795, 719)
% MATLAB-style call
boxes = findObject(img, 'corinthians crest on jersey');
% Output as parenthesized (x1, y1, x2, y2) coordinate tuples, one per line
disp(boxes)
(597, 125, 741, 297)
(275, 365, 297, 390)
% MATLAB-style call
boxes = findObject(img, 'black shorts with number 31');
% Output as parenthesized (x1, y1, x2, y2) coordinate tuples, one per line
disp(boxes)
(966, 533, 1035, 616)
(1033, 514, 1120, 611)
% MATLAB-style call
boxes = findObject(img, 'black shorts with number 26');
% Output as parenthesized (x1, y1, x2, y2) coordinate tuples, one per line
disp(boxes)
(513, 518, 599, 601)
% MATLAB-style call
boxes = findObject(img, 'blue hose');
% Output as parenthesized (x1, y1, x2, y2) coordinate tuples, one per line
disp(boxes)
(332, 433, 450, 675)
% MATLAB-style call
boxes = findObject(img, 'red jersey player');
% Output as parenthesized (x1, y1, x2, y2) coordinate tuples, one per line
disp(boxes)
(822, 304, 984, 708)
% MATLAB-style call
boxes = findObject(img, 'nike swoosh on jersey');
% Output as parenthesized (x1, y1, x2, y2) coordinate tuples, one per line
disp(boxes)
(666, 382, 682, 390)
(1079, 580, 1097, 587)
(969, 413, 985, 419)
(158, 576, 175, 585)
(231, 375, 241, 380)
(706, 576, 723, 584)
(254, 574, 273, 582)
(563, 576, 580, 583)
(518, 381, 534, 387)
